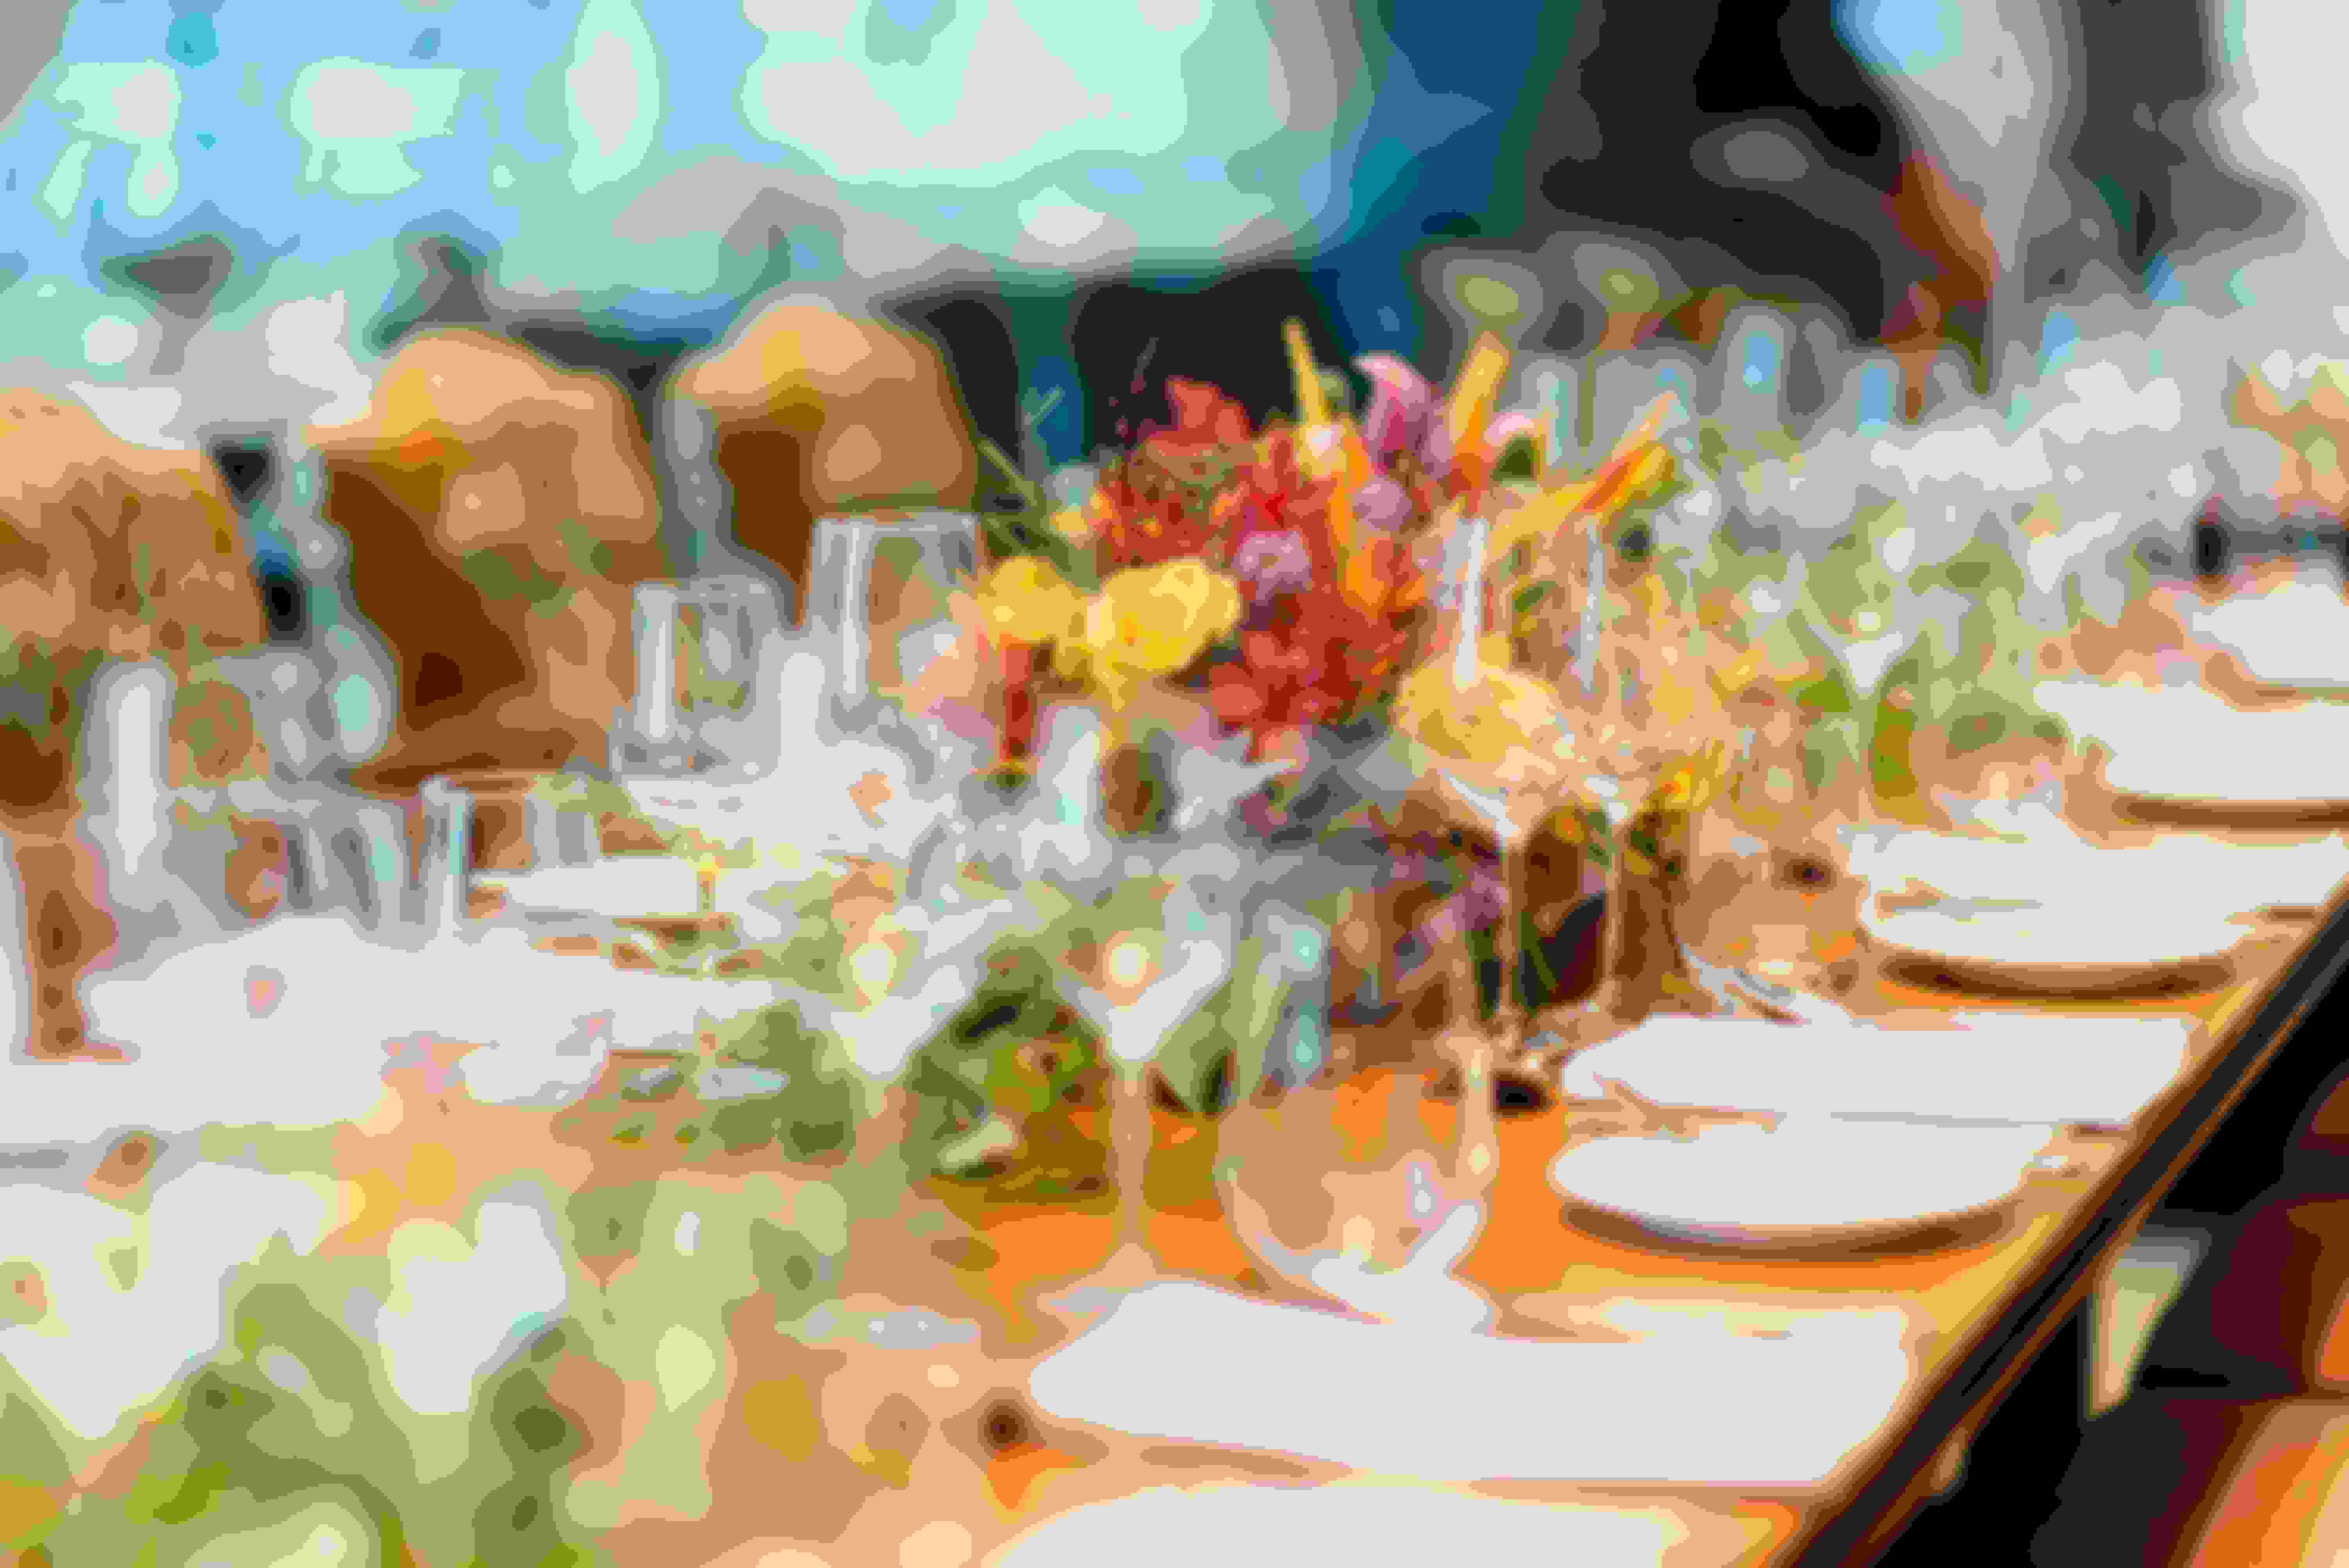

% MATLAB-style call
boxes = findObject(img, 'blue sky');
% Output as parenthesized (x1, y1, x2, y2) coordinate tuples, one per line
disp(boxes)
(0, 0, 1440, 422)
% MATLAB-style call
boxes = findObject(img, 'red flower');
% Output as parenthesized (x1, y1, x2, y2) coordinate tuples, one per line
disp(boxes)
(1207, 581, 1412, 745)
(1141, 377, 1254, 460)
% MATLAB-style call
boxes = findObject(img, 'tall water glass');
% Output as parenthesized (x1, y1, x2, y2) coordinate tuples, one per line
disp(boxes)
(805, 511, 981, 744)
(414, 772, 609, 941)
(616, 575, 787, 780)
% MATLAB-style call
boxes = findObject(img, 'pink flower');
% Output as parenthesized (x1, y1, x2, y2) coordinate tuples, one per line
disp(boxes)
(1486, 412, 1542, 463)
(1356, 353, 1437, 472)
(1415, 866, 1507, 946)
(1352, 476, 1414, 535)
(1231, 528, 1317, 606)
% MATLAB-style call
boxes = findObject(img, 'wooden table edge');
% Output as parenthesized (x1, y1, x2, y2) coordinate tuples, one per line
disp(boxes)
(1785, 880, 2349, 1565)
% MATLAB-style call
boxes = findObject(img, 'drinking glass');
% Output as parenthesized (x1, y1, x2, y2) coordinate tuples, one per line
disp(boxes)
(614, 575, 788, 781)
(802, 891, 1022, 1263)
(412, 771, 631, 944)
(1216, 1021, 1494, 1331)
(1395, 512, 1576, 1186)
(806, 512, 982, 756)
(1059, 876, 1240, 1286)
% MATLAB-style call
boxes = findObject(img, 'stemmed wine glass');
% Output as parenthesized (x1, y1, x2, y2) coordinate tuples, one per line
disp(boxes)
(791, 887, 1042, 1296)
(1057, 873, 1240, 1290)
(1393, 512, 1578, 1188)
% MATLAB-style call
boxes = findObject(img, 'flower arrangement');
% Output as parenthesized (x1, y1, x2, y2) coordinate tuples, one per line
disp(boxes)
(954, 324, 1673, 829)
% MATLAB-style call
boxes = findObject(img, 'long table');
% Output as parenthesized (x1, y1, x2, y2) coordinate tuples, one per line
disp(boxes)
(14, 842, 2348, 1567)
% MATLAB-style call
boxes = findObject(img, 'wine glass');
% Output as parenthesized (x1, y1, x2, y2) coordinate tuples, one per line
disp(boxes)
(1214, 890, 1495, 1332)
(1537, 528, 1741, 1040)
(1392, 512, 1577, 1188)
(1056, 874, 1240, 1290)
(795, 891, 1021, 1280)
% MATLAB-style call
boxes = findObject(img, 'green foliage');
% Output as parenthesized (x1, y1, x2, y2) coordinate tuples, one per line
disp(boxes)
(0, 642, 104, 743)
(1149, 931, 1284, 1115)
(904, 944, 1100, 1172)
(975, 439, 1099, 590)
(700, 1001, 857, 1160)
(1492, 434, 1543, 483)
(461, 546, 565, 609)
(28, 1242, 606, 1568)
(674, 612, 753, 717)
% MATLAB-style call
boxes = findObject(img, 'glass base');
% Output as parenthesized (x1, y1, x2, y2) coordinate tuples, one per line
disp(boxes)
(608, 732, 755, 781)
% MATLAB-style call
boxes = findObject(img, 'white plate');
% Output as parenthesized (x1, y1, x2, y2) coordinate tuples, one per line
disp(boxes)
(1555, 1014, 2194, 1128)
(1851, 829, 2349, 916)
(2190, 584, 2349, 689)
(1547, 1119, 2051, 1248)
(474, 859, 703, 919)
(2094, 704, 2349, 807)
(1861, 895, 2247, 985)
(986, 1484, 1679, 1568)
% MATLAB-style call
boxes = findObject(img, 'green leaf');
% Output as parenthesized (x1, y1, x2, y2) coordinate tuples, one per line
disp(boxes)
(1803, 713, 1869, 793)
(933, 1116, 1021, 1176)
(529, 774, 634, 820)
(1492, 435, 1542, 482)
(1793, 668, 1856, 716)
(1220, 953, 1289, 1109)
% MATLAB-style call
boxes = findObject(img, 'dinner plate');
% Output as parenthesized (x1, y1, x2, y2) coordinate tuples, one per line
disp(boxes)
(985, 1484, 1680, 1567)
(473, 858, 704, 920)
(1849, 828, 2349, 917)
(2189, 583, 2349, 690)
(1860, 893, 2249, 991)
(1547, 1119, 2052, 1250)
(1555, 1013, 2194, 1129)
(2093, 702, 2349, 811)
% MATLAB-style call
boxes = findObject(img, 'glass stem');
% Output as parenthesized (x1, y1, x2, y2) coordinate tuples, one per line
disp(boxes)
(843, 1076, 919, 1215)
(1495, 834, 1528, 1049)
(1595, 803, 1697, 1022)
(1110, 1060, 1152, 1254)
(1456, 1033, 1498, 1190)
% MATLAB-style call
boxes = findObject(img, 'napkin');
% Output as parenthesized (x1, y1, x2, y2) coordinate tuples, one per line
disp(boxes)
(1027, 1281, 1911, 1490)
(0, 1162, 335, 1444)
(46, 918, 407, 1146)
(48, 921, 794, 1142)
(987, 1485, 1681, 1568)
(1554, 1014, 2194, 1128)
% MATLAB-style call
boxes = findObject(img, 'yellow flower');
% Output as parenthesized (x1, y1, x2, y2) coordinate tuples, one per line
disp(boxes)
(1395, 661, 1564, 772)
(1622, 443, 1676, 499)
(1051, 505, 1095, 543)
(1654, 740, 1731, 812)
(1075, 561, 1243, 706)
(976, 556, 1084, 646)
